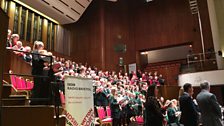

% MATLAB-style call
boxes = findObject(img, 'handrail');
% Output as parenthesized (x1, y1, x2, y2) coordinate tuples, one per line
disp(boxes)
(4, 73, 49, 78)
(2, 80, 10, 84)
(6, 48, 53, 57)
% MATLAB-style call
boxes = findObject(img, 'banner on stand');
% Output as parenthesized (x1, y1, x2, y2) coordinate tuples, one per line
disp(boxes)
(64, 76, 94, 126)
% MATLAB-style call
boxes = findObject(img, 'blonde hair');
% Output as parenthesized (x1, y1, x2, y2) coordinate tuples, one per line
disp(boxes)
(16, 41, 22, 46)
(33, 41, 44, 50)
(11, 34, 19, 39)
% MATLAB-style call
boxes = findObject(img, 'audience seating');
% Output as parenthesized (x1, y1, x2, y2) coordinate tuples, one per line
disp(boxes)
(26, 79, 34, 90)
(96, 107, 112, 126)
(59, 91, 65, 108)
(135, 116, 144, 125)
(106, 106, 111, 118)
(9, 70, 34, 98)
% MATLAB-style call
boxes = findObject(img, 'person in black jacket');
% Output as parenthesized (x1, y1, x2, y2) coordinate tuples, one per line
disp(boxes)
(30, 41, 45, 105)
(144, 84, 163, 126)
(179, 83, 199, 126)
(109, 87, 121, 126)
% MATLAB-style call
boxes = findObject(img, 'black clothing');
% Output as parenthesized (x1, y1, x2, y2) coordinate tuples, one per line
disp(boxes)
(144, 96, 163, 126)
(179, 92, 199, 126)
(30, 50, 46, 105)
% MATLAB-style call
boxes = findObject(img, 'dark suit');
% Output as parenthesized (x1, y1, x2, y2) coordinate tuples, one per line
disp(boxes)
(109, 95, 121, 126)
(196, 90, 222, 126)
(179, 92, 199, 126)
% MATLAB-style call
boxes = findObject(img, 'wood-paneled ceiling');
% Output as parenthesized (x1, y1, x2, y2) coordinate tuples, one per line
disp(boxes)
(19, 0, 93, 24)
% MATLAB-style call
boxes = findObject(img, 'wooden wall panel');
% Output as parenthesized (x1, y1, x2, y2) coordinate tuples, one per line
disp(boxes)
(133, 0, 200, 53)
(0, 0, 3, 9)
(42, 19, 48, 47)
(197, 0, 214, 52)
(7, 1, 15, 31)
(2, 106, 55, 126)
(145, 61, 182, 85)
(63, 0, 103, 69)
(4, 51, 32, 82)
(63, 0, 214, 72)
(104, 0, 136, 71)
(159, 85, 181, 100)
(0, 8, 9, 100)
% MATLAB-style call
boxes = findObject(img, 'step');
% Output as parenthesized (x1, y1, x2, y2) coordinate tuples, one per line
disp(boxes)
(2, 95, 28, 106)
(2, 84, 12, 98)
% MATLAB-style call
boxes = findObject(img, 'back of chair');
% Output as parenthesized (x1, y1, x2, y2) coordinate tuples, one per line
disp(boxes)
(106, 106, 111, 117)
(97, 107, 106, 120)
(20, 78, 27, 89)
(136, 116, 144, 124)
(59, 91, 65, 104)
(15, 77, 27, 90)
(10, 75, 17, 88)
(15, 76, 22, 89)
(26, 80, 34, 90)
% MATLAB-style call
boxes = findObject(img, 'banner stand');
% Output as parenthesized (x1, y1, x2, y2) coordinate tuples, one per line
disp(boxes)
(64, 76, 94, 126)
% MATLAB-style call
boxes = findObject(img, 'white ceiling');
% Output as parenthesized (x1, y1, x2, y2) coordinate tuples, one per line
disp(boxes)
(19, 0, 93, 24)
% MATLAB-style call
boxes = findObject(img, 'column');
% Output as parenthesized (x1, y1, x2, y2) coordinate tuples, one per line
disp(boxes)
(207, 0, 224, 69)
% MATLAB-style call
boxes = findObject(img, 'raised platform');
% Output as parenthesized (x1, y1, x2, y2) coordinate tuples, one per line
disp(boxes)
(1, 106, 55, 126)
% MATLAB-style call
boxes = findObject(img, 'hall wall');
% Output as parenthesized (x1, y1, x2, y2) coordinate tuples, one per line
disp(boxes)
(64, 0, 214, 72)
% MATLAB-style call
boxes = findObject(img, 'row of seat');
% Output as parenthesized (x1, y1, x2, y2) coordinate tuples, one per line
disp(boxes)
(59, 92, 143, 126)
(9, 70, 34, 91)
(96, 106, 112, 125)
(96, 106, 143, 126)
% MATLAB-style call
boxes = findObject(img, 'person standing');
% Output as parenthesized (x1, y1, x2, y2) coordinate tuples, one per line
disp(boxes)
(144, 84, 163, 126)
(167, 100, 180, 126)
(179, 83, 199, 126)
(196, 81, 223, 126)
(30, 41, 45, 105)
(109, 87, 121, 126)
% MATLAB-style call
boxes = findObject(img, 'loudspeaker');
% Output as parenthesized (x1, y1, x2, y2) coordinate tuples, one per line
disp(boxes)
(114, 43, 126, 53)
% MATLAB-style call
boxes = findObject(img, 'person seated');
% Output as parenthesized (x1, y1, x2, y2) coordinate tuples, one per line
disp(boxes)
(10, 34, 20, 47)
(167, 100, 181, 126)
(12, 41, 23, 50)
(22, 46, 32, 62)
(12, 41, 24, 55)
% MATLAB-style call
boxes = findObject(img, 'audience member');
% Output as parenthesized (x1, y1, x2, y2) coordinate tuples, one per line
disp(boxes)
(167, 100, 181, 126)
(12, 41, 23, 51)
(22, 46, 32, 62)
(11, 34, 20, 46)
(109, 87, 121, 126)
(144, 84, 163, 126)
(196, 81, 223, 126)
(30, 41, 46, 105)
(179, 83, 199, 126)
(6, 29, 12, 47)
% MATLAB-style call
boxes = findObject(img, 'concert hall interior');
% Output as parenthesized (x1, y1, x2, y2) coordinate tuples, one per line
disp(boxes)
(0, 0, 224, 126)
